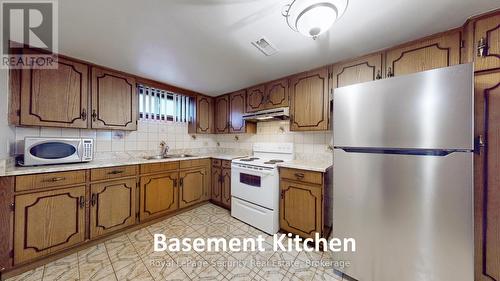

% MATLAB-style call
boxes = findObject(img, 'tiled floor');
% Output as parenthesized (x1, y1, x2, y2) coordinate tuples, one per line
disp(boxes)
(6, 203, 345, 281)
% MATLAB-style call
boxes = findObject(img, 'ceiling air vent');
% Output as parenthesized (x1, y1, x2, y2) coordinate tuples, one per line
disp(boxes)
(252, 37, 278, 56)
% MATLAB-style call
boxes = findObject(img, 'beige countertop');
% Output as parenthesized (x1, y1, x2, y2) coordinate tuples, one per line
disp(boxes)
(277, 159, 333, 172)
(2, 154, 333, 176)
(2, 153, 248, 176)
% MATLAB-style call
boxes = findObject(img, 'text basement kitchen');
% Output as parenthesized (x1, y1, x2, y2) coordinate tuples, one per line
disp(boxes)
(153, 233, 356, 253)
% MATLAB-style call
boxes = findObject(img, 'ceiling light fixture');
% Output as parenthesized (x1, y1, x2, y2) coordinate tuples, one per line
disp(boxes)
(282, 0, 348, 39)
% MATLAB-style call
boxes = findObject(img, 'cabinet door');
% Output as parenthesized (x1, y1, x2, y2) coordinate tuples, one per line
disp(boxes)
(139, 173, 178, 221)
(289, 67, 329, 131)
(265, 79, 289, 109)
(14, 186, 86, 264)
(385, 30, 461, 77)
(474, 13, 500, 72)
(246, 85, 266, 112)
(91, 67, 137, 130)
(280, 180, 322, 239)
(221, 168, 231, 209)
(197, 96, 214, 134)
(214, 95, 229, 133)
(90, 179, 136, 239)
(474, 72, 500, 281)
(229, 90, 246, 133)
(330, 53, 384, 89)
(211, 167, 222, 203)
(20, 57, 89, 128)
(179, 168, 206, 209)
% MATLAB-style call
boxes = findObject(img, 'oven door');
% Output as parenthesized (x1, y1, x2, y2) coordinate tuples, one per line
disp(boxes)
(24, 138, 82, 166)
(231, 163, 278, 210)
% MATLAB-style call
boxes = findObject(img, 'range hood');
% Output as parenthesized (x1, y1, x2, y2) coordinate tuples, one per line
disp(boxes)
(242, 107, 290, 122)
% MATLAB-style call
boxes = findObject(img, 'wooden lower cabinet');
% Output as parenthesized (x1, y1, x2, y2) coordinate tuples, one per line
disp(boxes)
(211, 167, 222, 203)
(280, 180, 322, 239)
(14, 186, 86, 264)
(211, 160, 231, 209)
(89, 179, 136, 239)
(279, 167, 332, 239)
(221, 168, 231, 208)
(139, 172, 178, 221)
(179, 168, 207, 209)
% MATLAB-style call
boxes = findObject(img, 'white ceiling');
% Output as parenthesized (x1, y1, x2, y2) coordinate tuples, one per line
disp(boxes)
(59, 0, 499, 96)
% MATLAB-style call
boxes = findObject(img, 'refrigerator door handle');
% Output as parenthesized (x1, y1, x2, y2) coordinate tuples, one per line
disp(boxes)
(334, 147, 472, 156)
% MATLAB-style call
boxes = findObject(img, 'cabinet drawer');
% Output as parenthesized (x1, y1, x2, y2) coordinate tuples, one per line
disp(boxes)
(16, 171, 86, 192)
(140, 161, 179, 174)
(222, 160, 231, 169)
(180, 158, 210, 169)
(212, 159, 221, 167)
(91, 165, 137, 181)
(280, 168, 323, 185)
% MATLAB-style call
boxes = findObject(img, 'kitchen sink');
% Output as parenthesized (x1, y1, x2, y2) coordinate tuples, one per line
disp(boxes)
(143, 154, 197, 160)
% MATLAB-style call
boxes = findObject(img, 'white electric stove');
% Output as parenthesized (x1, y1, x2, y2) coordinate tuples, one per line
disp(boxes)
(231, 143, 294, 234)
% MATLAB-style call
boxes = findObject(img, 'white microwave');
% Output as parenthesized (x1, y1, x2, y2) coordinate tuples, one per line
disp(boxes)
(23, 137, 94, 166)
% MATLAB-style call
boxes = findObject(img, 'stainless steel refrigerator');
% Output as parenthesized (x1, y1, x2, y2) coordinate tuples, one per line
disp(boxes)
(332, 63, 474, 281)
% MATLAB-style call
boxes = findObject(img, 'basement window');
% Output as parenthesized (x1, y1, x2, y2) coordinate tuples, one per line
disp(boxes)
(138, 84, 193, 123)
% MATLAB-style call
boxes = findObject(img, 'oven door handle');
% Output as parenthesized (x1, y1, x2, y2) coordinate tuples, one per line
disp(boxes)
(231, 165, 275, 176)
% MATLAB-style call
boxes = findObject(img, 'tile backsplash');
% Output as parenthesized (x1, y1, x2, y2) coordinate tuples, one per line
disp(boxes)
(12, 120, 333, 161)
(214, 121, 333, 161)
(13, 120, 217, 155)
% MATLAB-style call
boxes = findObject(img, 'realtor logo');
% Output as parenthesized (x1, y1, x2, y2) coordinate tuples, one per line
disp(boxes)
(1, 0, 58, 69)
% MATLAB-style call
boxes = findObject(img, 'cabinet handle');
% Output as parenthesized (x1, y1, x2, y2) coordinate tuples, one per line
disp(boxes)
(107, 170, 124, 175)
(180, 178, 184, 187)
(91, 109, 97, 121)
(91, 194, 97, 206)
(174, 179, 178, 187)
(81, 109, 87, 121)
(294, 173, 305, 179)
(477, 37, 488, 57)
(387, 67, 394, 77)
(280, 190, 284, 199)
(43, 177, 66, 182)
(79, 196, 85, 209)
(375, 70, 382, 80)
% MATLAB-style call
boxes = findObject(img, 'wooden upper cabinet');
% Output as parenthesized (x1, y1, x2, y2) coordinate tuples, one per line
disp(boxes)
(229, 90, 247, 133)
(91, 67, 137, 130)
(14, 185, 86, 264)
(89, 179, 136, 239)
(266, 78, 289, 109)
(385, 30, 461, 77)
(474, 72, 500, 281)
(473, 12, 500, 72)
(139, 172, 178, 221)
(214, 95, 229, 133)
(19, 57, 89, 128)
(196, 96, 214, 134)
(246, 79, 289, 112)
(280, 179, 322, 239)
(179, 168, 206, 209)
(330, 53, 384, 89)
(246, 85, 266, 112)
(289, 67, 329, 131)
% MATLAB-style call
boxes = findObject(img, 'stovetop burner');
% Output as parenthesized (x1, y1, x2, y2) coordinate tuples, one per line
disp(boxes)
(240, 157, 260, 162)
(264, 159, 285, 164)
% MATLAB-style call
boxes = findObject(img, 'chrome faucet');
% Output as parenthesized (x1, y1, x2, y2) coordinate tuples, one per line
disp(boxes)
(159, 141, 170, 157)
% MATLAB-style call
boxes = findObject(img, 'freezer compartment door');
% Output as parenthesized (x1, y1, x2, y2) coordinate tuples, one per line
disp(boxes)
(333, 63, 473, 150)
(332, 149, 473, 281)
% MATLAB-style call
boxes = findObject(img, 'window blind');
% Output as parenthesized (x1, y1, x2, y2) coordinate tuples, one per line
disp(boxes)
(138, 84, 193, 122)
